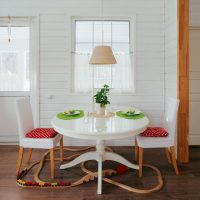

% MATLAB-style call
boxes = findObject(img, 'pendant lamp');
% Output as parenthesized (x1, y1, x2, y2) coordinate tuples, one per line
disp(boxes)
(89, 45, 117, 65)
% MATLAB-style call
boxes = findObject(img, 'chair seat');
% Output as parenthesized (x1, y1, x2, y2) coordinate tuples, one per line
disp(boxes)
(136, 134, 174, 148)
(140, 127, 168, 137)
(26, 128, 57, 138)
(20, 134, 62, 149)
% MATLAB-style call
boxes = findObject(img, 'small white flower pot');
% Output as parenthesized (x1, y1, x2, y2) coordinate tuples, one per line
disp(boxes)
(97, 104, 106, 115)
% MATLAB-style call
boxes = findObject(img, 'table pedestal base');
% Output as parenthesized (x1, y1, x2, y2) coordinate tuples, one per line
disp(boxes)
(60, 140, 139, 194)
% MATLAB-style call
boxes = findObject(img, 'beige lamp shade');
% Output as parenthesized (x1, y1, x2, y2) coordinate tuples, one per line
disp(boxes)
(89, 45, 117, 65)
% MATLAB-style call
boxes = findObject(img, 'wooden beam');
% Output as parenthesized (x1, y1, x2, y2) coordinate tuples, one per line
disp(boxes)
(177, 0, 189, 163)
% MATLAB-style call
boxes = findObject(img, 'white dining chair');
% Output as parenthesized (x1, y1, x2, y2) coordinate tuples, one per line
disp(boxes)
(134, 97, 180, 177)
(15, 97, 63, 179)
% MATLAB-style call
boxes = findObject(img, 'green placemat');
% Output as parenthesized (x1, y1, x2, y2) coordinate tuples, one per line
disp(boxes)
(57, 110, 84, 120)
(116, 111, 145, 120)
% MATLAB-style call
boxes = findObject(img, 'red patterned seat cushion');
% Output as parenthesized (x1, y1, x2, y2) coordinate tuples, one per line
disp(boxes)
(26, 128, 57, 138)
(140, 127, 168, 137)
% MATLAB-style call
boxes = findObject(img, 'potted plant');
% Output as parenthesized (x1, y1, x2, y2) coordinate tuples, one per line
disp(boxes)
(93, 85, 110, 115)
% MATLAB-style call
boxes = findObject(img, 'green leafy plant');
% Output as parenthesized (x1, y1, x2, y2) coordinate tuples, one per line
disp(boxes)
(93, 85, 110, 107)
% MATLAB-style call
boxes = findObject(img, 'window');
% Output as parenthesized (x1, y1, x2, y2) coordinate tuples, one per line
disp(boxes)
(0, 25, 30, 91)
(72, 20, 134, 93)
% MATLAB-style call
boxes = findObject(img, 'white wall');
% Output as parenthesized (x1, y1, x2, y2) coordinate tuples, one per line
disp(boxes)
(0, 0, 165, 145)
(0, 97, 19, 142)
(189, 0, 200, 145)
(164, 0, 177, 153)
(164, 0, 178, 104)
(189, 29, 200, 145)
(190, 0, 200, 27)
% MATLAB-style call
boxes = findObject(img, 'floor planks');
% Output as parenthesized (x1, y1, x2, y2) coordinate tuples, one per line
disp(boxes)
(0, 145, 200, 200)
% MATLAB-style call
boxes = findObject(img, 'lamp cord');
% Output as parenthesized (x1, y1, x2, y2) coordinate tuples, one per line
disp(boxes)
(101, 0, 104, 45)
(7, 16, 11, 42)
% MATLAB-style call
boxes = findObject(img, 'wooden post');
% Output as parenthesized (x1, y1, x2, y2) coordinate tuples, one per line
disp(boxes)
(177, 0, 189, 163)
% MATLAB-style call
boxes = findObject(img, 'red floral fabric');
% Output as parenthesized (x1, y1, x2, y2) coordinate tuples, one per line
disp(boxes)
(140, 127, 168, 137)
(25, 128, 57, 138)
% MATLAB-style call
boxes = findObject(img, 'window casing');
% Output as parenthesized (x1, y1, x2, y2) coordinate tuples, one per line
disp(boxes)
(72, 19, 134, 94)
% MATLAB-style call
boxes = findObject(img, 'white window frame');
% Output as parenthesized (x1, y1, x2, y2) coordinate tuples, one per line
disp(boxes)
(70, 16, 136, 95)
(0, 16, 39, 127)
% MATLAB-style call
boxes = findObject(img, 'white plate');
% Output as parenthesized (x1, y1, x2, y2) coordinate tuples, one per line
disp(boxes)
(122, 110, 141, 116)
(63, 110, 80, 116)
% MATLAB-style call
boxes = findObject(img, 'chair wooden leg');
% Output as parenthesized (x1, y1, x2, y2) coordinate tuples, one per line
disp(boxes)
(170, 146, 179, 175)
(50, 148, 55, 179)
(139, 147, 143, 177)
(16, 146, 24, 176)
(134, 139, 138, 162)
(165, 148, 171, 164)
(60, 136, 63, 162)
(26, 148, 32, 166)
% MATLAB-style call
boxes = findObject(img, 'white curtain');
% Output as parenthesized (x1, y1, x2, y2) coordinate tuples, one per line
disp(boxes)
(74, 53, 92, 93)
(112, 53, 134, 92)
(73, 52, 134, 93)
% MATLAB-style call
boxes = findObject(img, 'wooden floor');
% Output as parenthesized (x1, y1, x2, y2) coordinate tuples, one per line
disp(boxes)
(0, 145, 200, 200)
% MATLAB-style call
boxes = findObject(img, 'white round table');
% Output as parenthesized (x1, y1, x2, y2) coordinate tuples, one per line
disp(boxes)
(51, 107, 149, 194)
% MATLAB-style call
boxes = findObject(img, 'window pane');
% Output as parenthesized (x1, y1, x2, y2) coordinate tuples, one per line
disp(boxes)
(112, 21, 129, 43)
(0, 27, 30, 91)
(103, 22, 112, 43)
(94, 21, 111, 43)
(94, 22, 102, 43)
(76, 21, 93, 43)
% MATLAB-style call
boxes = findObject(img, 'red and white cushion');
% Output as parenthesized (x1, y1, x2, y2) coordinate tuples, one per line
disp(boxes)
(140, 127, 168, 137)
(26, 128, 57, 138)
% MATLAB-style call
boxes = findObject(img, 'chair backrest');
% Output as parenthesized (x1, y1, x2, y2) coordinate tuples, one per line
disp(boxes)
(164, 97, 180, 143)
(15, 97, 34, 139)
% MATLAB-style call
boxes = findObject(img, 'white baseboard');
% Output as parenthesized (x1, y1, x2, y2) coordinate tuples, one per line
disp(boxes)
(190, 135, 200, 145)
(0, 135, 19, 144)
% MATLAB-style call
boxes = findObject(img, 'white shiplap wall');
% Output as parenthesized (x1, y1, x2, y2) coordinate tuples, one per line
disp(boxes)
(0, 0, 165, 145)
(164, 0, 178, 104)
(189, 0, 200, 144)
(164, 0, 177, 151)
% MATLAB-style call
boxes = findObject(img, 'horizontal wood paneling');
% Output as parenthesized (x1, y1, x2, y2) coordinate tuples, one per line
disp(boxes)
(190, 1, 200, 145)
(190, 0, 200, 26)
(164, 0, 178, 105)
(189, 29, 200, 145)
